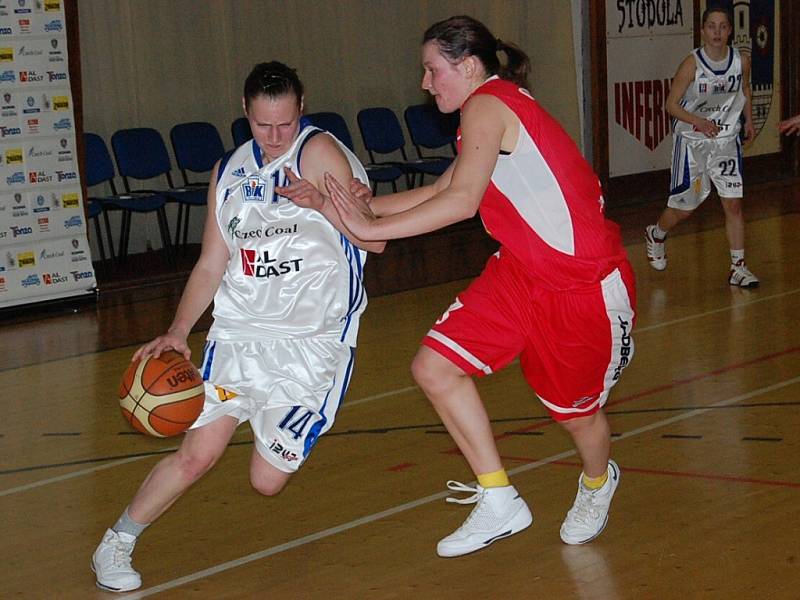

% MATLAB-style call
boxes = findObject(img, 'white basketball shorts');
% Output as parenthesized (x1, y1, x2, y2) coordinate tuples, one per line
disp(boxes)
(194, 337, 354, 473)
(668, 134, 744, 210)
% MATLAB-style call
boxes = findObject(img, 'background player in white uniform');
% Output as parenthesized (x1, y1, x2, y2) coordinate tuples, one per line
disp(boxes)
(91, 62, 384, 593)
(645, 5, 758, 288)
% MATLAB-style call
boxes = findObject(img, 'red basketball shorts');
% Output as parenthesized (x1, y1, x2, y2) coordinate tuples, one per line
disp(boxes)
(423, 251, 636, 421)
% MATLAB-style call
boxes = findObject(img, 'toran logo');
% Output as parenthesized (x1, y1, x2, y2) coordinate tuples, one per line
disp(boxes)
(614, 79, 672, 151)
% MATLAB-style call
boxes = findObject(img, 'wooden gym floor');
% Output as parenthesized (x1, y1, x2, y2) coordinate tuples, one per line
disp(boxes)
(1, 179, 798, 599)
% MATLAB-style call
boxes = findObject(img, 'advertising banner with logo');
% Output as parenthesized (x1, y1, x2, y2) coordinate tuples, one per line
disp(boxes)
(606, 1, 694, 177)
(0, 0, 95, 308)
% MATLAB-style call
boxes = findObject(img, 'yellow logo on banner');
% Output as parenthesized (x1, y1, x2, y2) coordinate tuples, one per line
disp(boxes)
(45, 1, 62, 11)
(53, 96, 69, 110)
(18, 252, 36, 267)
(5, 149, 23, 164)
(62, 193, 79, 208)
(0, 48, 13, 62)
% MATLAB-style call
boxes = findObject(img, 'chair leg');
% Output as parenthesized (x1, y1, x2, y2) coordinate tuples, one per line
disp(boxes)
(103, 210, 116, 265)
(157, 207, 176, 269)
(118, 211, 131, 263)
(174, 204, 184, 253)
(92, 216, 107, 277)
(182, 205, 191, 249)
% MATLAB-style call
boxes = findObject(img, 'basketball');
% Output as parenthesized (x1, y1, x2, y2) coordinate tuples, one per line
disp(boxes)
(118, 350, 205, 438)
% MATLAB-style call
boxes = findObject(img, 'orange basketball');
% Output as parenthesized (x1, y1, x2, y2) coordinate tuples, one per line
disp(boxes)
(118, 350, 205, 438)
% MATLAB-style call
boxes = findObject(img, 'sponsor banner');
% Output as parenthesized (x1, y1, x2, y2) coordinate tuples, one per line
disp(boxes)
(607, 33, 693, 176)
(606, 1, 693, 177)
(730, 0, 778, 153)
(606, 0, 691, 38)
(0, 87, 73, 135)
(0, 2, 95, 308)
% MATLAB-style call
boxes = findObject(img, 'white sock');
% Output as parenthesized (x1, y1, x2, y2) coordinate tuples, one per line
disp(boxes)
(652, 224, 667, 240)
(113, 507, 149, 538)
(730, 249, 745, 265)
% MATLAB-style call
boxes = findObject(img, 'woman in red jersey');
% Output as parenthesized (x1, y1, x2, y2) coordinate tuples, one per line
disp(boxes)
(326, 15, 636, 557)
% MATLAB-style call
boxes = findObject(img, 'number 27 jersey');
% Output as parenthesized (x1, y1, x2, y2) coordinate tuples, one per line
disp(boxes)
(673, 47, 746, 141)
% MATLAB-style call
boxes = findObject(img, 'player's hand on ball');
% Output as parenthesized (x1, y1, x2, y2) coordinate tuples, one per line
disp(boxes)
(133, 331, 190, 363)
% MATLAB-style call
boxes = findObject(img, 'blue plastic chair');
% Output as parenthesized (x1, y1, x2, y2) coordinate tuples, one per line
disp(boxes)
(170, 122, 225, 248)
(357, 107, 444, 189)
(230, 116, 252, 148)
(112, 127, 206, 260)
(404, 103, 458, 184)
(306, 111, 403, 194)
(84, 132, 172, 268)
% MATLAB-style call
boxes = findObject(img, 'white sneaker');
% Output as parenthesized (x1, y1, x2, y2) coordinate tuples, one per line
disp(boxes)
(436, 481, 533, 557)
(91, 528, 142, 592)
(560, 460, 620, 545)
(645, 225, 667, 271)
(728, 260, 759, 288)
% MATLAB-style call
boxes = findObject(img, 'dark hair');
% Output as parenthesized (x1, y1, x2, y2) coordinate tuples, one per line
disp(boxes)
(423, 15, 530, 89)
(243, 61, 303, 110)
(701, 2, 733, 27)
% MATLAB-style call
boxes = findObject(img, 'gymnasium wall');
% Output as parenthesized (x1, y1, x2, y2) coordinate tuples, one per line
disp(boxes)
(77, 1, 580, 255)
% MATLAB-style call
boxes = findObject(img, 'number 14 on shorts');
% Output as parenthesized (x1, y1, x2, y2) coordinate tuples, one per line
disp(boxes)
(279, 406, 315, 440)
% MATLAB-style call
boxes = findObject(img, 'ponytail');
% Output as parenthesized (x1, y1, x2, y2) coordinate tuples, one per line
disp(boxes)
(495, 39, 530, 89)
(424, 16, 531, 89)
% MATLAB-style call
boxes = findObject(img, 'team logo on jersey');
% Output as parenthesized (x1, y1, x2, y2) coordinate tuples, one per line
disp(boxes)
(240, 248, 302, 279)
(227, 216, 241, 238)
(733, 0, 774, 138)
(241, 176, 265, 202)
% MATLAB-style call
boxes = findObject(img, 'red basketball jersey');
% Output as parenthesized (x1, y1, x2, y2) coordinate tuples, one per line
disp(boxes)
(462, 77, 627, 290)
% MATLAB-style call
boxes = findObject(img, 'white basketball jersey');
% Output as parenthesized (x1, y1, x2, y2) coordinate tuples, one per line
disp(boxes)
(208, 126, 369, 346)
(673, 47, 745, 141)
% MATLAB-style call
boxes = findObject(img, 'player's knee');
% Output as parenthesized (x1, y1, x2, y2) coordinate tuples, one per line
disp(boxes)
(173, 448, 220, 482)
(721, 199, 743, 218)
(412, 350, 463, 396)
(250, 470, 288, 497)
(559, 410, 599, 436)
(411, 351, 442, 391)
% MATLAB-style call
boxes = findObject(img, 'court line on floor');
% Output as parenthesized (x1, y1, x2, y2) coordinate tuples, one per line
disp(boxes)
(122, 374, 800, 599)
(2, 309, 798, 496)
(497, 458, 800, 489)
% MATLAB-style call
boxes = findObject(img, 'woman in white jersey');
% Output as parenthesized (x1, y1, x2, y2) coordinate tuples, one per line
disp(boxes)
(645, 6, 758, 287)
(90, 62, 384, 593)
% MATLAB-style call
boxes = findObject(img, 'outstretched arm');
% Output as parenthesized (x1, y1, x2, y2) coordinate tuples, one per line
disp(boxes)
(326, 95, 504, 241)
(276, 135, 386, 253)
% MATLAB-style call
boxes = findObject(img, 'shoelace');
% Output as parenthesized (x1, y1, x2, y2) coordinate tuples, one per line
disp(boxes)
(444, 481, 491, 528)
(111, 539, 135, 568)
(570, 487, 601, 524)
(444, 480, 482, 505)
